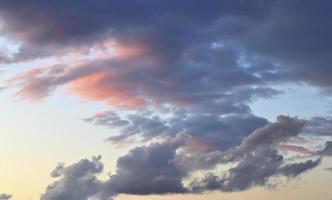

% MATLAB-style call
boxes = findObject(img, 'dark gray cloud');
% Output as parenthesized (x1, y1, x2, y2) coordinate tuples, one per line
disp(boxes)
(177, 115, 312, 173)
(103, 133, 190, 196)
(42, 116, 324, 199)
(187, 116, 319, 192)
(318, 141, 332, 156)
(50, 162, 65, 178)
(191, 148, 320, 192)
(195, 148, 283, 192)
(238, 116, 305, 153)
(0, 194, 11, 200)
(0, 1, 274, 61)
(235, 0, 332, 88)
(40, 156, 104, 200)
(41, 134, 190, 200)
(2, 0, 332, 92)
(199, 148, 284, 192)
(85, 110, 268, 151)
(279, 159, 321, 178)
(85, 111, 171, 143)
(174, 115, 305, 172)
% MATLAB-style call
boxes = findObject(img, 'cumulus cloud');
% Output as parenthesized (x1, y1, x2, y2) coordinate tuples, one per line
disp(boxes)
(40, 156, 103, 200)
(42, 117, 324, 199)
(103, 133, 190, 196)
(41, 134, 190, 200)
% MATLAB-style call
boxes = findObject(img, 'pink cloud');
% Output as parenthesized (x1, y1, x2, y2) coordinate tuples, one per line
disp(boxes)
(279, 144, 312, 155)
(69, 71, 146, 108)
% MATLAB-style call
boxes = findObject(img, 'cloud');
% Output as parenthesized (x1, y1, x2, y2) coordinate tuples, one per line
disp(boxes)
(192, 151, 320, 192)
(2, 0, 332, 92)
(279, 159, 321, 178)
(318, 141, 332, 156)
(85, 110, 268, 151)
(103, 133, 190, 196)
(0, 194, 11, 200)
(193, 148, 285, 192)
(187, 116, 319, 192)
(304, 117, 332, 136)
(278, 144, 311, 155)
(7, 47, 277, 109)
(40, 156, 104, 200)
(0, 1, 274, 61)
(50, 162, 65, 178)
(236, 1, 332, 88)
(6, 3, 332, 162)
(42, 116, 324, 199)
(238, 116, 305, 153)
(41, 134, 190, 200)
(0, 1, 276, 115)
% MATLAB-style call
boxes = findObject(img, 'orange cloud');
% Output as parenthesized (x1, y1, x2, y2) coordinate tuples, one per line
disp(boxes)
(99, 38, 147, 59)
(7, 67, 56, 100)
(115, 44, 145, 59)
(70, 71, 145, 108)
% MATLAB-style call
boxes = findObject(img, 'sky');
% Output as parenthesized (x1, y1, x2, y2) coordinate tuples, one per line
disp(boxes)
(0, 1, 332, 200)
